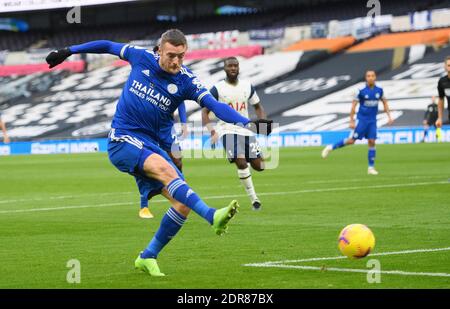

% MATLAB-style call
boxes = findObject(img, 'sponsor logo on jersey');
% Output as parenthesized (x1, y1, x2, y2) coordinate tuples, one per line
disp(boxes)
(228, 101, 247, 111)
(363, 99, 379, 107)
(130, 80, 172, 108)
(142, 69, 150, 77)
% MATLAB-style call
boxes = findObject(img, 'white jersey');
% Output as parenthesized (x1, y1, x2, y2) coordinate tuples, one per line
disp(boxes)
(210, 79, 260, 136)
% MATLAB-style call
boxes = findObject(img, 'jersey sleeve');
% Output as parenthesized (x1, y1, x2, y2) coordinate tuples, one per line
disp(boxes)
(380, 88, 386, 100)
(248, 84, 260, 105)
(437, 79, 445, 99)
(183, 70, 210, 104)
(119, 44, 146, 66)
(353, 88, 361, 101)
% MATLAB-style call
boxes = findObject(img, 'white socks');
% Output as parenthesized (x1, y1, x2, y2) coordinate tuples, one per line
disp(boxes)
(237, 167, 258, 203)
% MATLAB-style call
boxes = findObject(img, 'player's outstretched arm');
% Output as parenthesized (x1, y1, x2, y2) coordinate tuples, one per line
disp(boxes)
(46, 40, 125, 68)
(201, 93, 249, 125)
(201, 94, 273, 135)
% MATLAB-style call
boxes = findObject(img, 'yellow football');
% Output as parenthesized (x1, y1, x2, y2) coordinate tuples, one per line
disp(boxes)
(338, 224, 375, 259)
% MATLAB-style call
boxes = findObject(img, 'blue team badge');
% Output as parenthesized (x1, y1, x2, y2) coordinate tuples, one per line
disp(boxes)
(365, 95, 369, 99)
(167, 83, 178, 94)
(375, 93, 380, 99)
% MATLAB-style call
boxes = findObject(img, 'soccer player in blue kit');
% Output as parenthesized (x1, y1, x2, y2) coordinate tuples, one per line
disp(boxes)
(321, 70, 393, 175)
(136, 102, 187, 219)
(46, 29, 272, 276)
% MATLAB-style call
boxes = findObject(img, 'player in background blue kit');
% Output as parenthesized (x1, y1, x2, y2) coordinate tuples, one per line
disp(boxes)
(321, 70, 393, 175)
(46, 29, 272, 276)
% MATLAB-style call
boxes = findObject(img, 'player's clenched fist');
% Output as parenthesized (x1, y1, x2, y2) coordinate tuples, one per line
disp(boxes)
(46, 47, 72, 68)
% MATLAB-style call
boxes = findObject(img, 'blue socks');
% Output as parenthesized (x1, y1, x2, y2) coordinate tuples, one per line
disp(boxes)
(332, 139, 346, 150)
(167, 178, 215, 225)
(368, 147, 376, 167)
(140, 179, 216, 259)
(141, 207, 186, 259)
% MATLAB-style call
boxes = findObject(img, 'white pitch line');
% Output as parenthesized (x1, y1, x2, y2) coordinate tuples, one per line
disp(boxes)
(0, 181, 448, 214)
(303, 175, 445, 185)
(244, 247, 450, 266)
(0, 191, 136, 205)
(0, 177, 447, 205)
(247, 264, 450, 278)
(244, 247, 450, 278)
(0, 201, 134, 214)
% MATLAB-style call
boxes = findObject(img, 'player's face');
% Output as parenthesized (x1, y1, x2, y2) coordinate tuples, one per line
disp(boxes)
(224, 59, 239, 80)
(365, 71, 376, 86)
(445, 59, 450, 74)
(158, 42, 187, 74)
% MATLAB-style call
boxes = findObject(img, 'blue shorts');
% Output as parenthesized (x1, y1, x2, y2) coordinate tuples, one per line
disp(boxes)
(107, 128, 184, 199)
(351, 120, 377, 140)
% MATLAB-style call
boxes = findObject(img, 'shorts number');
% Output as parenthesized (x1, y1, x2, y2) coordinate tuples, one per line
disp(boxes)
(250, 142, 261, 156)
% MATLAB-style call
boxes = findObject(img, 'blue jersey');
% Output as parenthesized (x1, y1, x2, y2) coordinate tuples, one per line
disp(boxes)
(355, 84, 384, 122)
(111, 44, 209, 143)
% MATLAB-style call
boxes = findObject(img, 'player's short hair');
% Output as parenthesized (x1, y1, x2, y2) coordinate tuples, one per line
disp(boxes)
(224, 56, 239, 66)
(160, 29, 187, 47)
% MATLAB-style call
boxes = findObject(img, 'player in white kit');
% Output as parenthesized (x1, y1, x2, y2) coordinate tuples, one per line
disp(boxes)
(202, 57, 267, 210)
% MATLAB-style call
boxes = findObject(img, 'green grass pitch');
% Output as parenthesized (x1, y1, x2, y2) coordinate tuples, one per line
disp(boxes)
(0, 143, 449, 288)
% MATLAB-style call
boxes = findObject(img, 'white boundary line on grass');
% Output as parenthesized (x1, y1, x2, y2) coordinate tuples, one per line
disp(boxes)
(0, 175, 446, 205)
(245, 264, 450, 278)
(0, 181, 448, 214)
(244, 247, 450, 278)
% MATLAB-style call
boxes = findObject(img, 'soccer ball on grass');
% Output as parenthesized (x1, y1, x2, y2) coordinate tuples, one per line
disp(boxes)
(338, 224, 375, 259)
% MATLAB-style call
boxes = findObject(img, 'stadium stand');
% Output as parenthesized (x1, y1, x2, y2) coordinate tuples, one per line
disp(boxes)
(1, 0, 448, 51)
(0, 0, 449, 141)
(348, 28, 450, 52)
(0, 30, 46, 51)
(283, 36, 355, 52)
